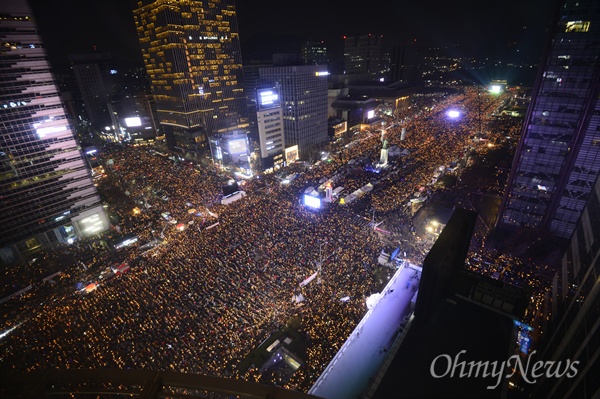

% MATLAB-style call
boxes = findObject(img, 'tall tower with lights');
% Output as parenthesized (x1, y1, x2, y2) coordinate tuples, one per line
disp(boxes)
(0, 0, 109, 266)
(132, 0, 248, 159)
(497, 0, 600, 238)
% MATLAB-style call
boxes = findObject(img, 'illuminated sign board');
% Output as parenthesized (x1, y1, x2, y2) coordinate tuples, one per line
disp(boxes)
(78, 213, 107, 237)
(257, 88, 281, 111)
(367, 110, 375, 119)
(304, 194, 321, 209)
(315, 71, 329, 76)
(124, 117, 142, 127)
(285, 145, 299, 164)
(228, 138, 248, 155)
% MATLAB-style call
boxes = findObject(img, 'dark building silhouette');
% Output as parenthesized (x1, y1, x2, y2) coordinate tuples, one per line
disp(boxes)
(372, 208, 530, 398)
(302, 40, 328, 66)
(68, 52, 118, 131)
(343, 34, 384, 77)
(389, 41, 426, 84)
(528, 172, 600, 399)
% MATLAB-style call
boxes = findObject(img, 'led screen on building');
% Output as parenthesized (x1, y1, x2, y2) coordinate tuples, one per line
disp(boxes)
(77, 212, 108, 238)
(228, 138, 248, 155)
(124, 117, 142, 127)
(257, 88, 281, 111)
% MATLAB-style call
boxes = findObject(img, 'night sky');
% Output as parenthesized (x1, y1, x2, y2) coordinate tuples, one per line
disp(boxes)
(29, 0, 560, 69)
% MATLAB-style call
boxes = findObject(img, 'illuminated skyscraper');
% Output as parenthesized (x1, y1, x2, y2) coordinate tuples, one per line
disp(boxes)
(498, 0, 600, 238)
(132, 0, 248, 158)
(0, 0, 109, 266)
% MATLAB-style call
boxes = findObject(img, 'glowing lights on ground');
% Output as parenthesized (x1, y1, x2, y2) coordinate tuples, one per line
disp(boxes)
(446, 110, 460, 118)
(489, 85, 503, 94)
(303, 194, 322, 209)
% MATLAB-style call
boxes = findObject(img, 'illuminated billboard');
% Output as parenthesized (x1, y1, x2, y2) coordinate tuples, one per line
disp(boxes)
(228, 138, 248, 155)
(77, 212, 108, 237)
(257, 88, 281, 111)
(303, 194, 321, 209)
(124, 117, 142, 127)
(285, 145, 299, 164)
(367, 110, 375, 119)
(33, 118, 67, 138)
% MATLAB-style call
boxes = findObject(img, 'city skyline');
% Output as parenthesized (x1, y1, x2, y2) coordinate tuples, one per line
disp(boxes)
(30, 0, 560, 69)
(4, 0, 600, 397)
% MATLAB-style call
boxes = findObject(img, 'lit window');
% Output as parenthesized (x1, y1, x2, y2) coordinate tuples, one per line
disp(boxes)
(565, 21, 590, 33)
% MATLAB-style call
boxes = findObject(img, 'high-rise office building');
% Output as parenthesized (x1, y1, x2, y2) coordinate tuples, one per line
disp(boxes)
(259, 64, 328, 159)
(256, 87, 285, 170)
(497, 0, 600, 238)
(0, 0, 109, 266)
(132, 0, 249, 158)
(530, 173, 600, 399)
(389, 41, 426, 84)
(343, 34, 384, 77)
(301, 40, 328, 67)
(68, 52, 118, 131)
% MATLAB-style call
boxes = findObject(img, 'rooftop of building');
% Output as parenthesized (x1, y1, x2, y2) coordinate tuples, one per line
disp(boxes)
(372, 296, 516, 399)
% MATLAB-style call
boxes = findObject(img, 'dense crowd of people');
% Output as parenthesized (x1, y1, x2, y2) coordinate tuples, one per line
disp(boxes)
(1, 144, 385, 393)
(2, 87, 547, 393)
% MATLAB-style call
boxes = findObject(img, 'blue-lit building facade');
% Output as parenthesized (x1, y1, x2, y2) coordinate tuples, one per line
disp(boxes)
(0, 0, 109, 266)
(498, 0, 600, 238)
(208, 131, 252, 178)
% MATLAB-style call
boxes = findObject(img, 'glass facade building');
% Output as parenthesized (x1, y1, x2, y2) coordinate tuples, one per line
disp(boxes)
(498, 0, 600, 238)
(0, 0, 109, 265)
(531, 173, 600, 399)
(68, 52, 117, 130)
(132, 0, 248, 158)
(259, 65, 328, 160)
